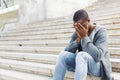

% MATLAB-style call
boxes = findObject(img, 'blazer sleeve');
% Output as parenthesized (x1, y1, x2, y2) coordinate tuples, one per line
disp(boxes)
(81, 28, 108, 62)
(64, 32, 80, 53)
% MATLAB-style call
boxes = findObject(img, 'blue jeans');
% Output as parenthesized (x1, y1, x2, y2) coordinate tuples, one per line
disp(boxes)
(53, 51, 101, 80)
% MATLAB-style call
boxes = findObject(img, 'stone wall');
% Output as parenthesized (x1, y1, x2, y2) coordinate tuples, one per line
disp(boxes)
(46, 0, 97, 19)
(19, 0, 97, 24)
(19, 0, 45, 24)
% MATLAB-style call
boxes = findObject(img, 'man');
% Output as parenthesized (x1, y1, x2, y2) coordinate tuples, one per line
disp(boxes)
(53, 9, 112, 80)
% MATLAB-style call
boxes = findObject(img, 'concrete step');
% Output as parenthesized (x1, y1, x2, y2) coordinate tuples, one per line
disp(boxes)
(6, 24, 120, 34)
(94, 18, 120, 25)
(9, 22, 120, 34)
(0, 40, 118, 48)
(88, 0, 120, 7)
(89, 6, 120, 17)
(13, 25, 117, 36)
(1, 69, 120, 80)
(0, 51, 119, 65)
(0, 38, 119, 46)
(87, 2, 120, 12)
(110, 58, 120, 72)
(109, 47, 120, 57)
(0, 40, 68, 47)
(0, 69, 52, 80)
(108, 36, 120, 40)
(0, 44, 119, 54)
(12, 16, 120, 31)
(89, 8, 120, 18)
(111, 56, 120, 59)
(0, 69, 101, 80)
(0, 32, 119, 41)
(108, 45, 120, 48)
(1, 27, 120, 37)
(0, 37, 119, 48)
(0, 58, 54, 76)
(0, 58, 119, 80)
(15, 8, 120, 28)
(8, 24, 73, 33)
(0, 46, 63, 54)
(15, 11, 120, 26)
(1, 28, 74, 37)
(0, 33, 72, 41)
(91, 13, 120, 21)
(10, 12, 120, 31)
(0, 52, 57, 64)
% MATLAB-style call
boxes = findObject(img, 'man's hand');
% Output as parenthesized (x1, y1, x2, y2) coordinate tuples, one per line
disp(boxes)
(73, 23, 88, 42)
(77, 23, 88, 38)
(73, 23, 81, 42)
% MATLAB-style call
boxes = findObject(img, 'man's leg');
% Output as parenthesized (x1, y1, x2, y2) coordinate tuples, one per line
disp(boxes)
(53, 51, 76, 80)
(75, 51, 101, 80)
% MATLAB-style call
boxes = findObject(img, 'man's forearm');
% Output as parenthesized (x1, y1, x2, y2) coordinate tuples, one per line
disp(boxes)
(64, 39, 80, 53)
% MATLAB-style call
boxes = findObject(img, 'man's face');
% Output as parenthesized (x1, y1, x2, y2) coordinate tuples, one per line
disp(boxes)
(74, 19, 89, 30)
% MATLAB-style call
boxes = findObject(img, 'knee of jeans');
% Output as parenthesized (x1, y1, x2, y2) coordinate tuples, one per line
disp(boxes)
(58, 51, 68, 61)
(76, 51, 90, 61)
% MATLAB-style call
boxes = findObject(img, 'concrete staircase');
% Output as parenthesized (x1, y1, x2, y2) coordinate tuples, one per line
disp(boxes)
(0, 0, 120, 80)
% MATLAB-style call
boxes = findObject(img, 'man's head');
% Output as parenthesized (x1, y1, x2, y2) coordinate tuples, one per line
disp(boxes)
(73, 9, 90, 29)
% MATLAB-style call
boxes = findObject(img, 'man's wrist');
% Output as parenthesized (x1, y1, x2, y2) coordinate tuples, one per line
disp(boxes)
(77, 38, 81, 43)
(80, 34, 88, 39)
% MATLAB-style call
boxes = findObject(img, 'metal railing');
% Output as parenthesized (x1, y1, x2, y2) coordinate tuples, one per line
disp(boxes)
(0, 0, 18, 9)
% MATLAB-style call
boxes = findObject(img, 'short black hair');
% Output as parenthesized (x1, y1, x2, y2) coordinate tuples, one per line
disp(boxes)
(73, 9, 89, 22)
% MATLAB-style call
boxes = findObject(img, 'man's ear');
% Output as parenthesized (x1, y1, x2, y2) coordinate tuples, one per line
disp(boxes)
(88, 19, 90, 22)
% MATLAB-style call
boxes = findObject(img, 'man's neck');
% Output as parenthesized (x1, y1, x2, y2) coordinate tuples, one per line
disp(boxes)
(88, 23, 95, 36)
